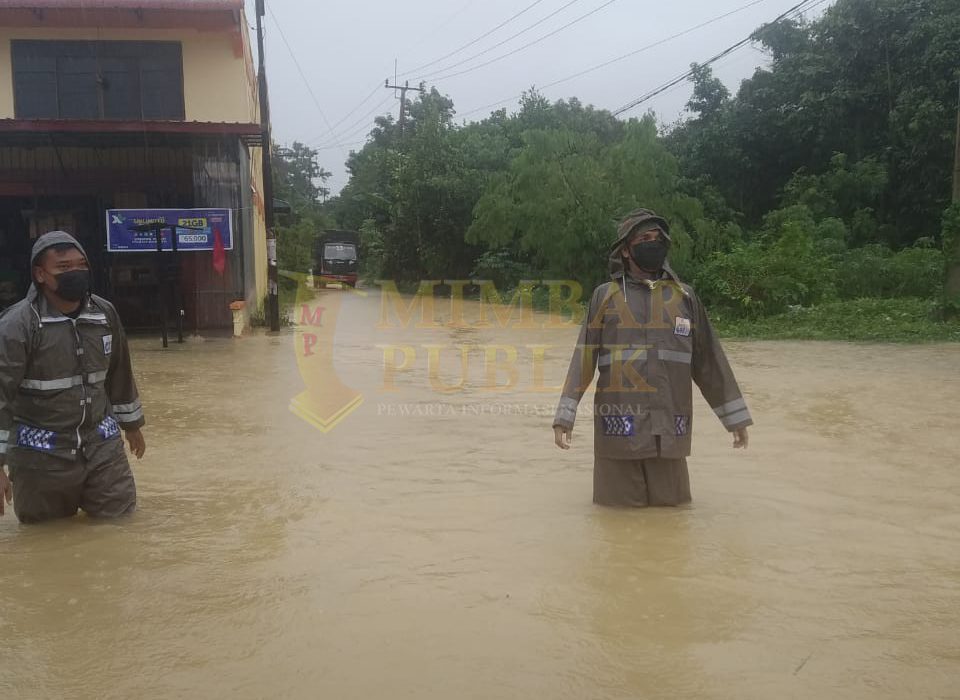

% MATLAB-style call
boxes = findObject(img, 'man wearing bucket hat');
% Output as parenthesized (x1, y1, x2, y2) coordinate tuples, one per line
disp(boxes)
(0, 231, 145, 523)
(552, 209, 752, 507)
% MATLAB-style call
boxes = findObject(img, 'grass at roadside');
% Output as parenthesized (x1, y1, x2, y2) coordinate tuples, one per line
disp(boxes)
(712, 298, 960, 343)
(301, 281, 960, 343)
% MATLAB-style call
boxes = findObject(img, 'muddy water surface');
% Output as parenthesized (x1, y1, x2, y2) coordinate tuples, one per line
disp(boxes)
(2, 290, 959, 699)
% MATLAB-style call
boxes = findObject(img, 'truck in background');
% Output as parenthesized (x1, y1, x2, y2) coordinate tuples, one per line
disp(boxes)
(313, 230, 360, 289)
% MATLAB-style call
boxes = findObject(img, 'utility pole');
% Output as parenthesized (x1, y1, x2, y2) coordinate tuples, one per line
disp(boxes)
(384, 79, 425, 137)
(953, 76, 960, 204)
(944, 77, 960, 317)
(256, 0, 280, 332)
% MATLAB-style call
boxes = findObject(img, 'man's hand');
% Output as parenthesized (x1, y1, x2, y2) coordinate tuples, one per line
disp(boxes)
(554, 425, 572, 450)
(733, 427, 749, 449)
(125, 429, 147, 459)
(1, 467, 11, 517)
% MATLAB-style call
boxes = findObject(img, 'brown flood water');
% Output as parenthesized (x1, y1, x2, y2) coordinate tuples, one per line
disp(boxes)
(2, 288, 959, 699)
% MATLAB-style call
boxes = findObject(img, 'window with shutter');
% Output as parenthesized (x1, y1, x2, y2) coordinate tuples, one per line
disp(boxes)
(11, 40, 185, 121)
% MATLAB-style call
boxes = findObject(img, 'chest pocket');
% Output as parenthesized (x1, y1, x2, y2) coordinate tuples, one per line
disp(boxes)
(77, 319, 112, 381)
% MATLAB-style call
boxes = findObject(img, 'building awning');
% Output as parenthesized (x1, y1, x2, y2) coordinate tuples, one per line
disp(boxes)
(0, 119, 259, 136)
(0, 0, 243, 9)
(0, 1, 245, 32)
(0, 119, 263, 161)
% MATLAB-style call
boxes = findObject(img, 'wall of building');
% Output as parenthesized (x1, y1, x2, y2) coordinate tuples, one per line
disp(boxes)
(0, 25, 257, 124)
(0, 12, 268, 321)
(247, 144, 268, 309)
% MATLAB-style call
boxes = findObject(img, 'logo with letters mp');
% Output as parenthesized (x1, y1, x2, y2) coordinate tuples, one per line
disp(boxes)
(289, 272, 364, 434)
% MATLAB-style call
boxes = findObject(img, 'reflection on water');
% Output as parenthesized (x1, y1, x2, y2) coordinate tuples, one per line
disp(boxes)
(2, 291, 959, 699)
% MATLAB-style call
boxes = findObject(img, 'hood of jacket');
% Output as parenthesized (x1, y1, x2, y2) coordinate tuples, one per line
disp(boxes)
(607, 209, 681, 284)
(26, 231, 90, 305)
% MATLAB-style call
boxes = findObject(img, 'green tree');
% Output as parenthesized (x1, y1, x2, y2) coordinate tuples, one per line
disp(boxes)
(273, 141, 334, 274)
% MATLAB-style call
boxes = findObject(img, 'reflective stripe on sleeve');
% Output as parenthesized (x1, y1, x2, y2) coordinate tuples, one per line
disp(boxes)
(555, 407, 577, 423)
(0, 430, 8, 441)
(556, 397, 579, 423)
(713, 397, 747, 418)
(112, 400, 142, 415)
(722, 408, 752, 428)
(21, 375, 83, 391)
(115, 407, 144, 423)
(0, 443, 7, 455)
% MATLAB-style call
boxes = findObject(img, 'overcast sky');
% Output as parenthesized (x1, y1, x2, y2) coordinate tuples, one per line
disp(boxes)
(249, 0, 832, 193)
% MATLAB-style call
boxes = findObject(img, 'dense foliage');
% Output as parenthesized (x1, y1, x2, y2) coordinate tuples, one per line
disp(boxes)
(273, 142, 334, 276)
(278, 0, 960, 335)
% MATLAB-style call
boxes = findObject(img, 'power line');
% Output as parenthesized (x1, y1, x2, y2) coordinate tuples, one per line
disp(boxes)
(331, 94, 396, 143)
(327, 81, 384, 132)
(320, 94, 394, 146)
(312, 94, 396, 148)
(611, 0, 830, 116)
(265, 2, 335, 136)
(414, 0, 586, 82)
(303, 80, 384, 146)
(612, 43, 753, 116)
(267, 5, 399, 152)
(457, 0, 775, 119)
(314, 139, 370, 152)
(612, 0, 828, 116)
(405, 1, 480, 54)
(616, 53, 746, 118)
(424, 0, 622, 83)
(399, 0, 552, 78)
(541, 0, 770, 92)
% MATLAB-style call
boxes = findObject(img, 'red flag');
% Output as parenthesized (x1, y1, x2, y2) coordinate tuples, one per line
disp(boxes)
(212, 226, 226, 275)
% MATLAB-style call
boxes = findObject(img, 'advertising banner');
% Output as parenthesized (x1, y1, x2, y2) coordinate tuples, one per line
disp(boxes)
(106, 209, 234, 253)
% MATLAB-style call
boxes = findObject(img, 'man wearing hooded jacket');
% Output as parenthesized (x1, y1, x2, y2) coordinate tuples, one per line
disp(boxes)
(552, 209, 752, 507)
(0, 231, 145, 524)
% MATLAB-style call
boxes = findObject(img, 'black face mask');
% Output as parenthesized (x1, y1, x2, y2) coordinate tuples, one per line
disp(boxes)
(629, 238, 670, 272)
(52, 270, 90, 302)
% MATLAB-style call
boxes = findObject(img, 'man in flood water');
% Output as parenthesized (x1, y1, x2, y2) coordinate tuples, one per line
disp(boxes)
(0, 231, 146, 524)
(552, 209, 752, 507)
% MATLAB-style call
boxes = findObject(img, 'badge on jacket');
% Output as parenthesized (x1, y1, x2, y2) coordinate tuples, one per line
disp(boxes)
(674, 317, 691, 337)
(103, 334, 113, 355)
(98, 416, 121, 440)
(602, 416, 635, 437)
(17, 425, 56, 452)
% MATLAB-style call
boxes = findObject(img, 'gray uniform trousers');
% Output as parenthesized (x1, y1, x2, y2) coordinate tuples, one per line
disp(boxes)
(9, 437, 136, 524)
(593, 456, 691, 507)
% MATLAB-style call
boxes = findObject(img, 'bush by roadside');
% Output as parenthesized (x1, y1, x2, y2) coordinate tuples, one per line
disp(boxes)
(713, 298, 960, 343)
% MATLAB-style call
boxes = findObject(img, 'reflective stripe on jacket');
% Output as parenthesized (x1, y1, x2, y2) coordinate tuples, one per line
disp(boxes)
(0, 289, 144, 461)
(553, 271, 752, 460)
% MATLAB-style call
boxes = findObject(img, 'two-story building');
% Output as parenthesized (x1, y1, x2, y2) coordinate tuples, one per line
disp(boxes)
(0, 0, 267, 330)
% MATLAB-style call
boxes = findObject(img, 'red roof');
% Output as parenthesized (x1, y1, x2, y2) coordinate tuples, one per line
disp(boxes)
(0, 0, 243, 9)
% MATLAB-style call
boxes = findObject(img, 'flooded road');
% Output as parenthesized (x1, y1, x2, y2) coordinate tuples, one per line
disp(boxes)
(2, 288, 959, 699)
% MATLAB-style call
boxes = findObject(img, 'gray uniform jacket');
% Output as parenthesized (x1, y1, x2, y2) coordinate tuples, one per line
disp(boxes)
(0, 287, 145, 464)
(553, 264, 752, 460)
